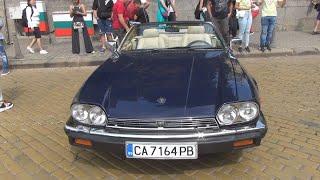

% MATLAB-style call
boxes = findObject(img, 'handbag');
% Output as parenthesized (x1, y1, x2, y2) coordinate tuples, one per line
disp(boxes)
(73, 22, 84, 29)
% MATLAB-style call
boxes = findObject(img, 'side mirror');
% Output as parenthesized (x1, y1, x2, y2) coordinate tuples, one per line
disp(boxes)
(230, 38, 242, 50)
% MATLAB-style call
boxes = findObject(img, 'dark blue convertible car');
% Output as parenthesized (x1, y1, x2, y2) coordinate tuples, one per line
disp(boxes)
(65, 22, 267, 159)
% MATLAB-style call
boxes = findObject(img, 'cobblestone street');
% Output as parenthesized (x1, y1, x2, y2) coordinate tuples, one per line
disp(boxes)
(0, 55, 319, 179)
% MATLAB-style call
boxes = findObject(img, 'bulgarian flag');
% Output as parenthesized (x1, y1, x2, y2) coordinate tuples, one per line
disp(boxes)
(20, 1, 49, 33)
(52, 11, 94, 37)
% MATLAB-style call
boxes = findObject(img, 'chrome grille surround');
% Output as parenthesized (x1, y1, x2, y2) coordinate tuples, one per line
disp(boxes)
(106, 117, 219, 130)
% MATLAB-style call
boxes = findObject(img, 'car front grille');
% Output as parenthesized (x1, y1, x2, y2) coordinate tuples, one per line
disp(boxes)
(106, 117, 219, 129)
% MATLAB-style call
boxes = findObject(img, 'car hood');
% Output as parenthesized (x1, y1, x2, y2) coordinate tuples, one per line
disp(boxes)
(75, 50, 238, 118)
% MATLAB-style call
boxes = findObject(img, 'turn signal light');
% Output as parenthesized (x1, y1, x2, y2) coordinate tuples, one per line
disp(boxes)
(75, 138, 92, 147)
(233, 139, 254, 147)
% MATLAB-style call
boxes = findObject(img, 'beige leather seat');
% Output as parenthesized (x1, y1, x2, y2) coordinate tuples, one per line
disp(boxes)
(137, 29, 166, 49)
(181, 26, 212, 47)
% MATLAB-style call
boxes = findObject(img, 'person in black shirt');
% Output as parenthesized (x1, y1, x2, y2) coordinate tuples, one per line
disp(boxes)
(134, 0, 150, 23)
(207, 0, 233, 43)
(92, 0, 114, 52)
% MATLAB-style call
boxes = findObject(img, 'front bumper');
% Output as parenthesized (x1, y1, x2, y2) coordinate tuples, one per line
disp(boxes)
(64, 115, 267, 155)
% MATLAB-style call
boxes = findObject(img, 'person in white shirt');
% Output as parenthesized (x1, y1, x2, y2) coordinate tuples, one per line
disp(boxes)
(26, 0, 48, 55)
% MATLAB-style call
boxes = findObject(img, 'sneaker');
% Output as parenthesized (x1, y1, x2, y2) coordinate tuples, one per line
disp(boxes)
(245, 47, 251, 53)
(27, 46, 35, 54)
(238, 47, 243, 53)
(260, 47, 265, 53)
(311, 31, 319, 35)
(40, 50, 48, 55)
(250, 32, 254, 35)
(266, 45, 272, 52)
(1, 71, 10, 76)
(0, 101, 13, 113)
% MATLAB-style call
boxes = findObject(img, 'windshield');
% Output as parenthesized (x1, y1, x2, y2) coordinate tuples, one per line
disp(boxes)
(119, 22, 224, 51)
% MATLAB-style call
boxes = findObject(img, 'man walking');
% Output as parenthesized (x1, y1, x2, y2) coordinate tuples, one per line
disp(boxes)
(258, 0, 286, 52)
(92, 0, 114, 52)
(112, 0, 130, 43)
(207, 0, 233, 43)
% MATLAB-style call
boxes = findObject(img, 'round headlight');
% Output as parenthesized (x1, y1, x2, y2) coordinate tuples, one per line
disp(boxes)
(71, 104, 89, 123)
(89, 106, 107, 125)
(217, 105, 238, 125)
(239, 103, 258, 121)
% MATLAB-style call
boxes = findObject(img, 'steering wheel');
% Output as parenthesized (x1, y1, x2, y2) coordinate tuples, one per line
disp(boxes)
(187, 40, 212, 47)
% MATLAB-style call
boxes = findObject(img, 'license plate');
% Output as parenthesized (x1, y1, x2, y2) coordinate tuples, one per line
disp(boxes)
(125, 142, 198, 159)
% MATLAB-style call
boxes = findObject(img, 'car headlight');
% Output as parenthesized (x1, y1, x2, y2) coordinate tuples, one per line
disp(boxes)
(71, 104, 107, 126)
(216, 102, 259, 125)
(89, 106, 107, 125)
(71, 104, 89, 124)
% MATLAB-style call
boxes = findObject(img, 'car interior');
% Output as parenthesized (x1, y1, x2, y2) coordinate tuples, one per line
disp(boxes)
(121, 25, 223, 51)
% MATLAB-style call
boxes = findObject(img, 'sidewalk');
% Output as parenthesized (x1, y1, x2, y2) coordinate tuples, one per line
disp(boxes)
(4, 31, 320, 69)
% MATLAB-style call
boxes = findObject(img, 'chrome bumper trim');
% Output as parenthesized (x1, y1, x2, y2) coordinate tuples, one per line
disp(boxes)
(65, 120, 266, 139)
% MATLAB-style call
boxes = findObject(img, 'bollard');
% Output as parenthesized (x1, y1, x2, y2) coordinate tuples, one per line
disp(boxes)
(78, 28, 86, 55)
(12, 32, 23, 59)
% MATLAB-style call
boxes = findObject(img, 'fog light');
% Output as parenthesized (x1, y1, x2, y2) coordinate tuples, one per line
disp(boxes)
(233, 139, 253, 147)
(75, 139, 92, 147)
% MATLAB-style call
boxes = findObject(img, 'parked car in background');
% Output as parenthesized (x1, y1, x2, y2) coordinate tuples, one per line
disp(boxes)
(65, 21, 267, 159)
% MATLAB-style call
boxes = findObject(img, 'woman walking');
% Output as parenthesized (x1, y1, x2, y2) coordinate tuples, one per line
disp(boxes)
(235, 0, 253, 53)
(70, 0, 94, 54)
(157, 0, 170, 22)
(26, 0, 48, 55)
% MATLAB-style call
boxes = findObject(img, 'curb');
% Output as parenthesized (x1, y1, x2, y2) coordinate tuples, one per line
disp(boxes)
(7, 47, 320, 69)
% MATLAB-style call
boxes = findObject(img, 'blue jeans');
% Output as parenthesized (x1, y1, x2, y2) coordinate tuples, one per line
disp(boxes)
(260, 16, 276, 47)
(238, 11, 252, 48)
(0, 42, 9, 73)
(97, 19, 113, 35)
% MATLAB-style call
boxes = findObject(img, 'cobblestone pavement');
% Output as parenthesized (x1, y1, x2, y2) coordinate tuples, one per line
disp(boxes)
(0, 55, 319, 179)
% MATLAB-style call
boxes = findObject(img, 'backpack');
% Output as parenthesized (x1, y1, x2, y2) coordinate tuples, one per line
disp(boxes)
(22, 6, 33, 27)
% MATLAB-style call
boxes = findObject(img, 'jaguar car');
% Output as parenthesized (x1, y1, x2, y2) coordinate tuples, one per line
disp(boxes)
(64, 21, 267, 159)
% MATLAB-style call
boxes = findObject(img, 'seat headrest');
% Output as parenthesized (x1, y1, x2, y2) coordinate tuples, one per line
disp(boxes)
(187, 26, 205, 34)
(143, 29, 159, 38)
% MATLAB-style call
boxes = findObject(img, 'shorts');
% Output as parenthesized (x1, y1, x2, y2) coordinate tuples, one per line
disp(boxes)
(317, 12, 320, 20)
(97, 19, 113, 34)
(33, 27, 41, 39)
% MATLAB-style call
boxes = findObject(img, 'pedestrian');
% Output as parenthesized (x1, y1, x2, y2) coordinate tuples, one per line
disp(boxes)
(26, 0, 48, 55)
(134, 0, 150, 23)
(250, 2, 260, 34)
(235, 0, 254, 53)
(112, 0, 130, 43)
(93, 0, 114, 52)
(207, 0, 233, 43)
(0, 88, 13, 113)
(198, 0, 208, 21)
(127, 0, 142, 22)
(70, 0, 94, 54)
(167, 0, 178, 21)
(0, 18, 10, 75)
(229, 0, 238, 38)
(258, 0, 286, 52)
(312, 2, 320, 34)
(157, 0, 170, 22)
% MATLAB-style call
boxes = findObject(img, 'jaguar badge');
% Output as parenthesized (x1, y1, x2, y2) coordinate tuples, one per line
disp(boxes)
(156, 97, 166, 105)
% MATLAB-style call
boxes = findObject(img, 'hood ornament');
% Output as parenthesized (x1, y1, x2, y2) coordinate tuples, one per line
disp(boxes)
(156, 97, 166, 105)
